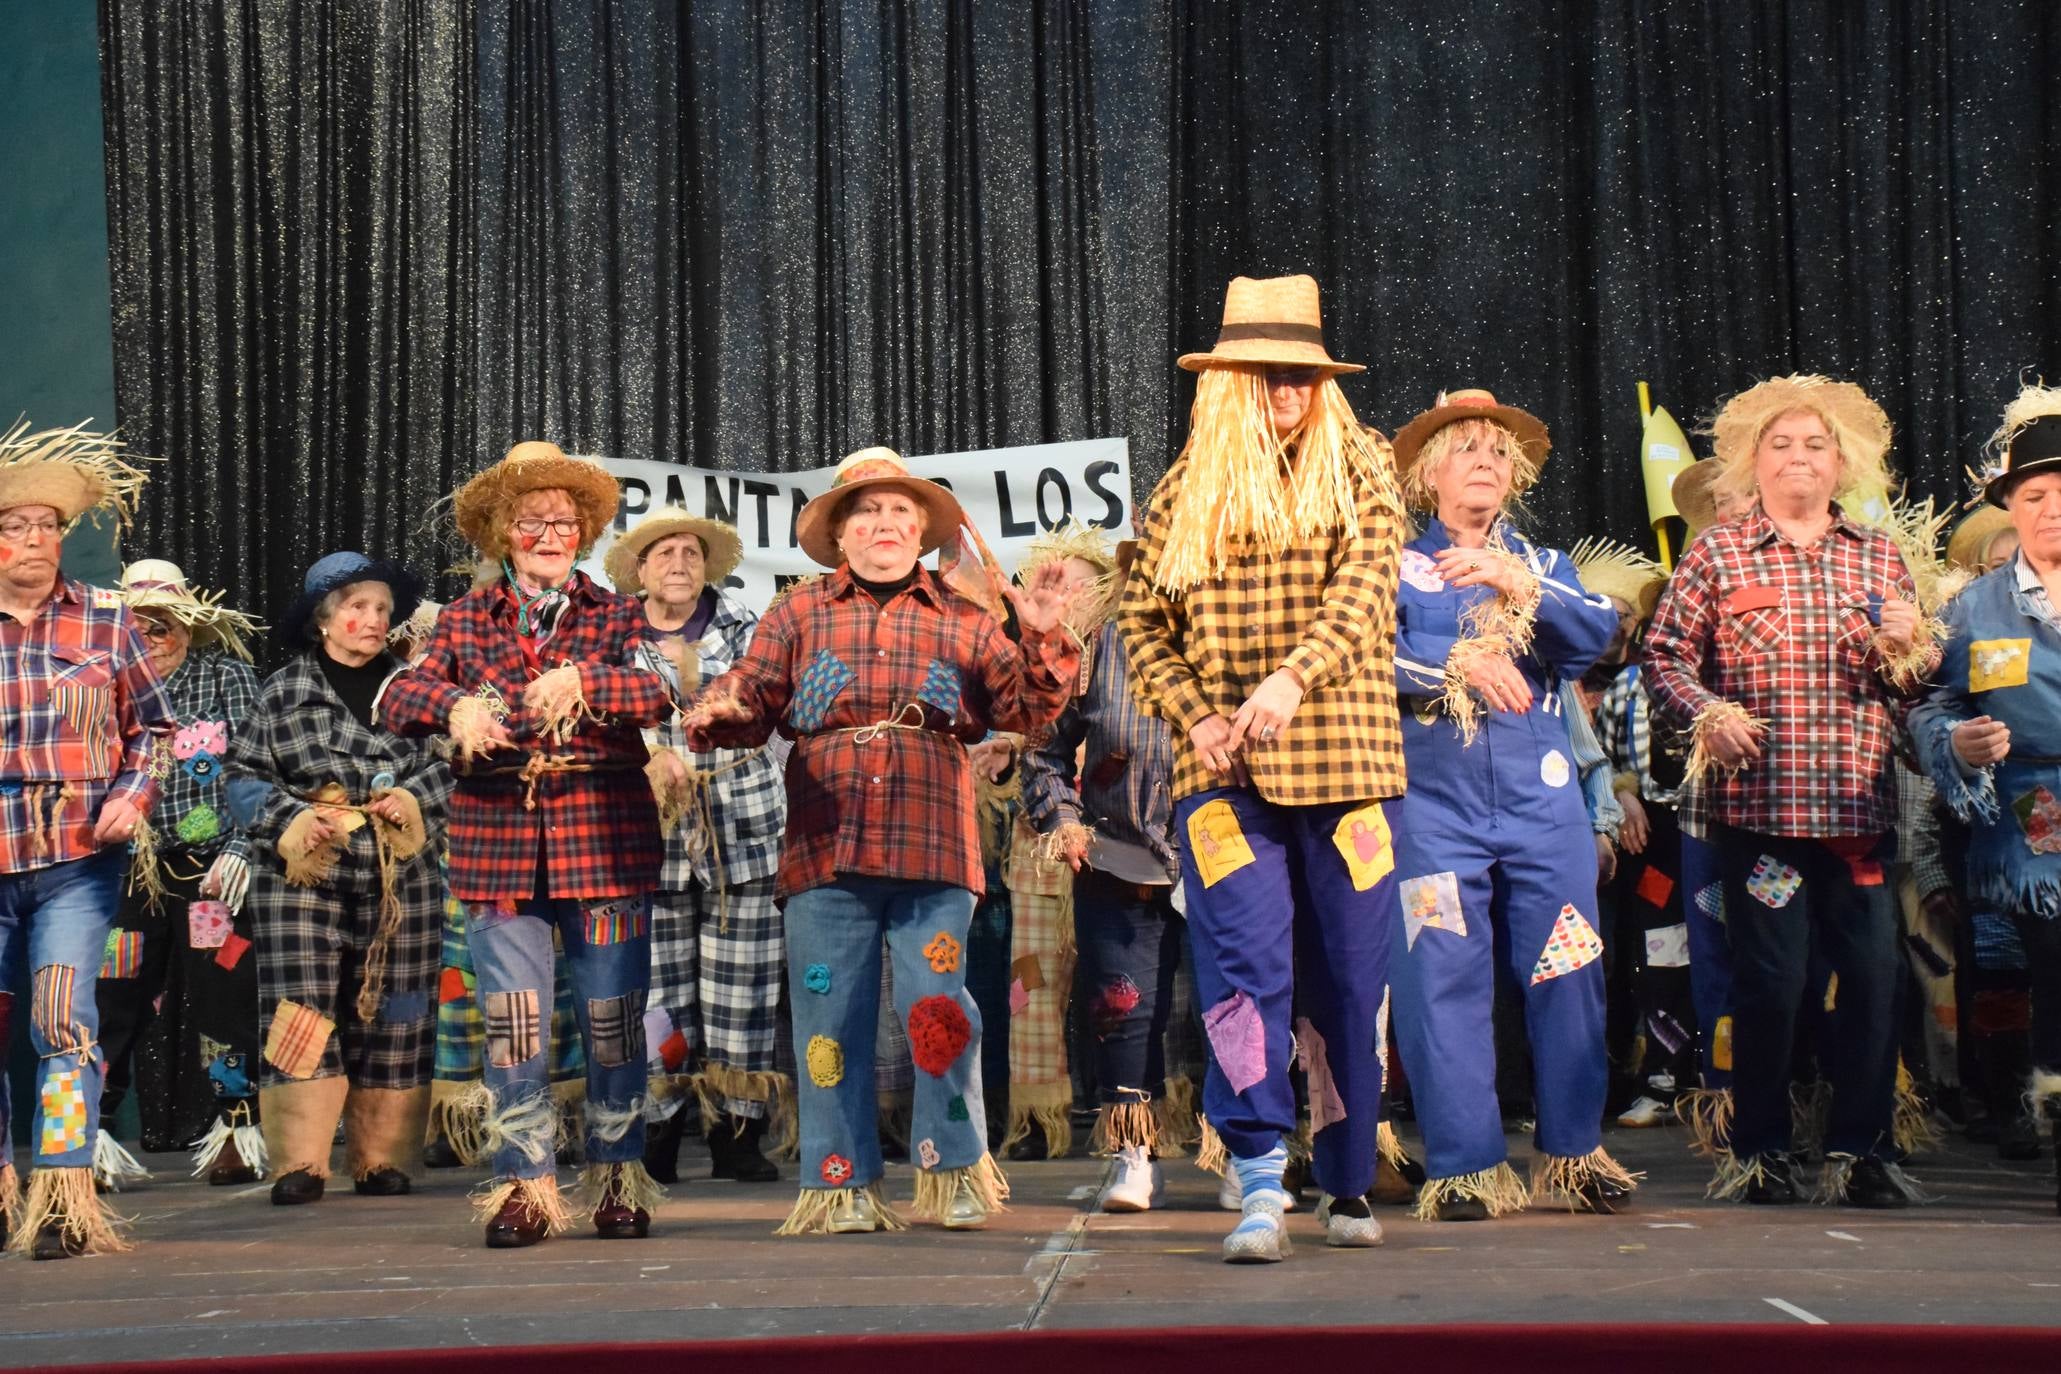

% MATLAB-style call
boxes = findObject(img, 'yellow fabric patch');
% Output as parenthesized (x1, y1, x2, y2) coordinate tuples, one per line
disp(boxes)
(1969, 637, 2031, 692)
(1331, 802, 1394, 892)
(1712, 1016, 1733, 1072)
(805, 1034, 845, 1088)
(1186, 799, 1256, 888)
(263, 998, 336, 1080)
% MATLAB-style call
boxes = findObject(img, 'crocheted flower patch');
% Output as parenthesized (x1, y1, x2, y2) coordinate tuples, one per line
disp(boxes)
(1091, 974, 1141, 1038)
(806, 1034, 845, 1088)
(820, 1153, 854, 1185)
(803, 963, 832, 995)
(917, 1138, 941, 1168)
(923, 931, 962, 974)
(907, 995, 972, 1076)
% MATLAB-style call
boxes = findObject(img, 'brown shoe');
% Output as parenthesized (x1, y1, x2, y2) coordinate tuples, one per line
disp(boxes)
(593, 1172, 651, 1240)
(484, 1193, 549, 1249)
(269, 1168, 325, 1206)
(31, 1224, 85, 1261)
(208, 1158, 261, 1186)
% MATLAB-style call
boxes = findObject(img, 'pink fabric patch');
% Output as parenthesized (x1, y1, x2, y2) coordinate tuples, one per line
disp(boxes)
(1203, 989, 1268, 1096)
(188, 900, 232, 950)
(1008, 978, 1029, 1015)
(1295, 1016, 1346, 1134)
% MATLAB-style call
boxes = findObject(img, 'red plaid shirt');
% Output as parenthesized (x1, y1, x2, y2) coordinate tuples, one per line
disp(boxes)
(1642, 504, 1939, 838)
(381, 573, 670, 901)
(1, 577, 174, 873)
(691, 566, 1079, 901)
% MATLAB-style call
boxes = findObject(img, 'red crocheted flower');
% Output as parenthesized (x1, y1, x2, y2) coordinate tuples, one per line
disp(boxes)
(820, 1153, 854, 1185)
(907, 994, 973, 1077)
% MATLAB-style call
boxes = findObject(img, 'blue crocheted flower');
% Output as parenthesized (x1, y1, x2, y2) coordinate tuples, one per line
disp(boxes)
(803, 963, 832, 995)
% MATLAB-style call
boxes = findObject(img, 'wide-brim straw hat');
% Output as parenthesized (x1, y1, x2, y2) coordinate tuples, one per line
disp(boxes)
(0, 420, 151, 528)
(1391, 388, 1552, 476)
(1944, 505, 2015, 571)
(1569, 538, 1665, 621)
(794, 447, 966, 571)
(453, 441, 621, 557)
(1177, 274, 1364, 375)
(1986, 413, 2061, 509)
(604, 505, 746, 597)
(274, 550, 425, 654)
(121, 559, 263, 661)
(1671, 458, 1725, 535)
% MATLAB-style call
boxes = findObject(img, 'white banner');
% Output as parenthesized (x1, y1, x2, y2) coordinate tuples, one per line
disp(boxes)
(583, 437, 1134, 612)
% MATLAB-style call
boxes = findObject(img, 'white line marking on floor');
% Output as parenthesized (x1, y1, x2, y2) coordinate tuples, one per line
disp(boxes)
(1647, 1222, 1696, 1229)
(1765, 1297, 1828, 1325)
(1067, 1185, 1098, 1200)
(1825, 1231, 1862, 1243)
(377, 1276, 412, 1282)
(193, 1311, 234, 1320)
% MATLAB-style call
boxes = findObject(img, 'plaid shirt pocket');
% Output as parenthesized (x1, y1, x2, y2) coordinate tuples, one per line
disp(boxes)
(915, 658, 963, 717)
(788, 648, 856, 731)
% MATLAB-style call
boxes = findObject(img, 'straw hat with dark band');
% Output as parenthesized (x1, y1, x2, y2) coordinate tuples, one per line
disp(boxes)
(604, 505, 746, 597)
(793, 447, 966, 571)
(120, 560, 263, 662)
(1177, 274, 1364, 375)
(1391, 388, 1552, 476)
(453, 441, 621, 557)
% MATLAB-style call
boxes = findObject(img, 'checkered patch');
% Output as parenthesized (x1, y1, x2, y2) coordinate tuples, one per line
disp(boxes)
(587, 990, 646, 1068)
(788, 648, 856, 731)
(583, 897, 650, 947)
(1694, 883, 1725, 922)
(263, 997, 336, 1080)
(39, 1066, 88, 1156)
(99, 930, 145, 980)
(484, 990, 543, 1068)
(31, 965, 88, 1056)
(914, 658, 962, 717)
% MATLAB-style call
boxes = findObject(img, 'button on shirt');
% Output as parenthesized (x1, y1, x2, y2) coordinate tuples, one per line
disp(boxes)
(1642, 504, 1936, 838)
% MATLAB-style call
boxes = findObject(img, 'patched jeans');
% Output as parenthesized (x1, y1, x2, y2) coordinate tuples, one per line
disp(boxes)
(1072, 869, 1181, 1111)
(466, 895, 653, 1179)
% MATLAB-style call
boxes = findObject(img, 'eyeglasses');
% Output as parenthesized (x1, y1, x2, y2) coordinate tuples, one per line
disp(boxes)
(139, 620, 179, 641)
(1265, 367, 1322, 388)
(0, 517, 61, 541)
(512, 518, 583, 540)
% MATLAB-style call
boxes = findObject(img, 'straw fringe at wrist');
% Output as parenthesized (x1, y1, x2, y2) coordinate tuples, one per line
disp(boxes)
(910, 1152, 1011, 1222)
(1528, 1147, 1642, 1212)
(1411, 1162, 1529, 1222)
(1684, 701, 1768, 784)
(775, 1181, 907, 1236)
(469, 1174, 577, 1235)
(126, 819, 167, 913)
(4, 1166, 132, 1256)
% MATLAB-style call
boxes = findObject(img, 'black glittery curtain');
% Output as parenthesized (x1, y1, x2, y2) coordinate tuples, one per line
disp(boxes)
(102, 1, 2061, 622)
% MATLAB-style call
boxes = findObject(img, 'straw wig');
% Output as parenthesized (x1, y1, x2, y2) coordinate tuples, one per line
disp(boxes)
(1704, 375, 1893, 512)
(120, 560, 263, 662)
(604, 505, 746, 597)
(453, 441, 621, 558)
(0, 419, 151, 528)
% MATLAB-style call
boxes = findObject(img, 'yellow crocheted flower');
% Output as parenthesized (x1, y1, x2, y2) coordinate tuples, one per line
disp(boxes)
(805, 1034, 845, 1088)
(923, 931, 962, 974)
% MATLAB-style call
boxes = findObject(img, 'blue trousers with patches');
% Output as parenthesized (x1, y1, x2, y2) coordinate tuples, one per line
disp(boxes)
(1680, 830, 1735, 1090)
(1175, 788, 1396, 1200)
(784, 878, 987, 1190)
(466, 897, 653, 1179)
(1389, 815, 1609, 1179)
(0, 850, 123, 1170)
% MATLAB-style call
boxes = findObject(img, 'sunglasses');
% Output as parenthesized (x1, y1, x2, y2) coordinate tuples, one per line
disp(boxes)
(1265, 367, 1323, 388)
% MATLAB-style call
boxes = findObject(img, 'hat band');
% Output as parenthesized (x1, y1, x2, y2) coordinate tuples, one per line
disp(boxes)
(834, 460, 911, 488)
(1214, 321, 1328, 349)
(2009, 415, 2061, 464)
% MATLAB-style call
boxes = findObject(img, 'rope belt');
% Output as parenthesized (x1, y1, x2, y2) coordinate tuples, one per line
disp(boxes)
(460, 755, 642, 811)
(833, 701, 954, 745)
(286, 783, 425, 1022)
(22, 783, 76, 860)
(656, 745, 767, 933)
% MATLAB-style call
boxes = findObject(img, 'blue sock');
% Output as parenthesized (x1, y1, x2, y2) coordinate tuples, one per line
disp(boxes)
(1231, 1144, 1288, 1207)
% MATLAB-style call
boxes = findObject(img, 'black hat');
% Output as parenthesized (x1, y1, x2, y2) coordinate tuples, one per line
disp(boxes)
(1986, 414, 2061, 508)
(274, 551, 425, 653)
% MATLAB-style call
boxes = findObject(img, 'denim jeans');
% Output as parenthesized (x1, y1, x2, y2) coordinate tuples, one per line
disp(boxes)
(0, 850, 125, 1168)
(466, 895, 653, 1179)
(784, 878, 986, 1190)
(1072, 869, 1181, 1108)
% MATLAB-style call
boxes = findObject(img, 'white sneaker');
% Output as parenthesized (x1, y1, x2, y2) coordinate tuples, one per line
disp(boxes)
(1218, 1167, 1299, 1212)
(1616, 1096, 1674, 1129)
(1315, 1192, 1385, 1248)
(1222, 1192, 1291, 1263)
(1101, 1146, 1162, 1212)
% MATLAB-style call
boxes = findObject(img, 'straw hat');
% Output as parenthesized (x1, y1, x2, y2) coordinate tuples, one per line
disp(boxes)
(1944, 506, 2015, 572)
(1177, 275, 1364, 375)
(274, 551, 425, 653)
(1671, 458, 1723, 535)
(1018, 518, 1118, 578)
(453, 441, 621, 558)
(604, 505, 746, 597)
(120, 560, 263, 662)
(793, 447, 966, 571)
(0, 420, 150, 528)
(1569, 538, 1665, 621)
(1391, 389, 1552, 476)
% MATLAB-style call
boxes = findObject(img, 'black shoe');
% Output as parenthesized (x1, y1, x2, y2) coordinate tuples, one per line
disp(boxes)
(423, 1135, 465, 1169)
(1435, 1194, 1489, 1222)
(1577, 1173, 1636, 1214)
(270, 1168, 326, 1206)
(1744, 1154, 1799, 1205)
(1006, 1132, 1049, 1162)
(31, 1223, 84, 1261)
(354, 1167, 412, 1197)
(709, 1113, 780, 1182)
(643, 1111, 687, 1186)
(1998, 1114, 2042, 1162)
(1842, 1156, 1913, 1209)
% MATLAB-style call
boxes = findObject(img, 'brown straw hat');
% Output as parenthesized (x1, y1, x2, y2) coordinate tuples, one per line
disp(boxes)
(1177, 275, 1364, 375)
(793, 447, 967, 570)
(0, 420, 151, 528)
(1390, 388, 1552, 476)
(1672, 458, 1724, 535)
(1944, 505, 2015, 572)
(453, 441, 621, 557)
(120, 559, 263, 661)
(604, 505, 746, 596)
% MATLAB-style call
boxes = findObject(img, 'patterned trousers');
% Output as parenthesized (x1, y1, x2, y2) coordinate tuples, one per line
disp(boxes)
(648, 874, 784, 1118)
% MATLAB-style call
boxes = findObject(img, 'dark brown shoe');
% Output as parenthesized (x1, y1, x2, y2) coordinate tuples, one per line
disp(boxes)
(484, 1193, 549, 1249)
(593, 1172, 651, 1239)
(208, 1157, 260, 1186)
(270, 1168, 326, 1206)
(354, 1167, 412, 1197)
(31, 1224, 84, 1261)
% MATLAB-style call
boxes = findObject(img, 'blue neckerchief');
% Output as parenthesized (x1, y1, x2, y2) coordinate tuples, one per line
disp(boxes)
(503, 561, 569, 643)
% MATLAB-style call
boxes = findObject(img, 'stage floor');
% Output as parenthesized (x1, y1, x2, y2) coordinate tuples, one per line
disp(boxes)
(4, 1123, 2056, 1365)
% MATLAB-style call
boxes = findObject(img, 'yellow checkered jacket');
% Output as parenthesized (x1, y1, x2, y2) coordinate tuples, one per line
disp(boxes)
(1118, 440, 1408, 806)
